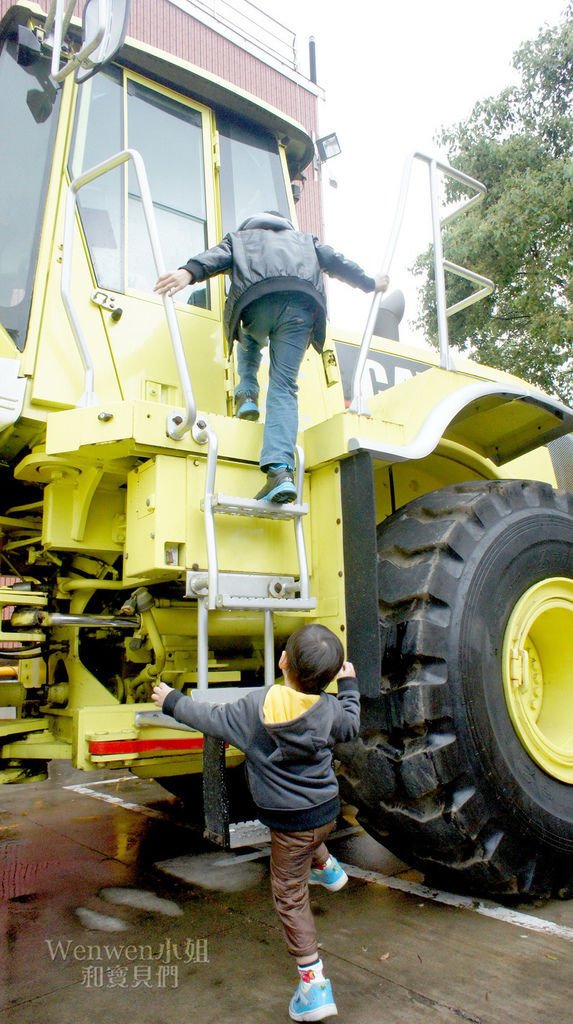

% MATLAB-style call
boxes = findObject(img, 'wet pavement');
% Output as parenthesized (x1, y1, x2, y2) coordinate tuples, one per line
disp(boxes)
(1, 762, 572, 1024)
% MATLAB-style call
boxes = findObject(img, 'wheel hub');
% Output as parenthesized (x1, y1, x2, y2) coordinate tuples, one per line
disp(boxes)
(503, 578, 573, 784)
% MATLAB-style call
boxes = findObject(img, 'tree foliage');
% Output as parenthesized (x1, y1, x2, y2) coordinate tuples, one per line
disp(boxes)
(414, 13, 573, 403)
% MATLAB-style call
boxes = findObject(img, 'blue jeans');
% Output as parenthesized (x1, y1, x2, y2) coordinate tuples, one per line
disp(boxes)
(235, 292, 316, 471)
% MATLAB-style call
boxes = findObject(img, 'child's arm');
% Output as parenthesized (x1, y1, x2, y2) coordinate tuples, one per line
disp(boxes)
(152, 682, 255, 751)
(330, 662, 361, 742)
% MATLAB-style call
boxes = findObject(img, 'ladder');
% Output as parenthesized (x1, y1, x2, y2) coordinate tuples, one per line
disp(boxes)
(188, 424, 315, 691)
(138, 424, 316, 847)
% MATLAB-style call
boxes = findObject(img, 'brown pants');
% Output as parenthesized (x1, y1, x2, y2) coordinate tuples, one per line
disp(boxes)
(270, 820, 336, 958)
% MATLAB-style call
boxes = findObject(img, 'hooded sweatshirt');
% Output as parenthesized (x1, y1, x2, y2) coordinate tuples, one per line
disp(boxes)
(162, 677, 360, 831)
(181, 212, 376, 353)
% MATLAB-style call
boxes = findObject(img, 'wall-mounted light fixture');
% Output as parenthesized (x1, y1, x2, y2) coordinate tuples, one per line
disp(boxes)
(291, 173, 306, 203)
(315, 132, 341, 162)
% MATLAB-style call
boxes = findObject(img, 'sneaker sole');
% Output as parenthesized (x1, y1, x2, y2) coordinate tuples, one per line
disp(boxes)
(289, 1002, 338, 1022)
(236, 406, 259, 421)
(258, 486, 297, 504)
(308, 873, 348, 892)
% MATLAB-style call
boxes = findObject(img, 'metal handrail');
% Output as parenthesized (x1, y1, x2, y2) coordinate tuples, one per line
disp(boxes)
(349, 151, 494, 414)
(62, 148, 197, 438)
(44, 0, 76, 38)
(293, 445, 310, 600)
(198, 422, 220, 609)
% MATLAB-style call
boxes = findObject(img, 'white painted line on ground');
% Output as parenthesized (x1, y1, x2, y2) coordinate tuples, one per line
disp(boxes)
(76, 776, 131, 786)
(342, 863, 573, 943)
(211, 849, 270, 865)
(63, 782, 172, 822)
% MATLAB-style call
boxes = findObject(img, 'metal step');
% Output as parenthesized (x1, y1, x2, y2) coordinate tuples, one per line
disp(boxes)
(204, 737, 274, 849)
(229, 820, 271, 848)
(203, 494, 308, 520)
(186, 570, 316, 611)
(136, 711, 269, 849)
(135, 710, 197, 731)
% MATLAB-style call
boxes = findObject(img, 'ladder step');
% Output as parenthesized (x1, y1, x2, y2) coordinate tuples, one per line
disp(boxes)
(191, 686, 261, 704)
(217, 596, 316, 611)
(229, 820, 271, 848)
(186, 571, 314, 610)
(203, 494, 308, 520)
(135, 710, 196, 731)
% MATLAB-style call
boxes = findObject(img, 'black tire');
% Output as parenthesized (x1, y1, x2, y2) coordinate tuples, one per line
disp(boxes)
(336, 480, 573, 899)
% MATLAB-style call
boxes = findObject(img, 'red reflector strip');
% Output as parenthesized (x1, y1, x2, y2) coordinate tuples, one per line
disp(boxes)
(89, 737, 204, 755)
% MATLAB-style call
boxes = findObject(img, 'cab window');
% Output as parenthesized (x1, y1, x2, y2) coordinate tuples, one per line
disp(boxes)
(0, 33, 61, 350)
(218, 114, 290, 234)
(68, 70, 209, 306)
(68, 67, 123, 291)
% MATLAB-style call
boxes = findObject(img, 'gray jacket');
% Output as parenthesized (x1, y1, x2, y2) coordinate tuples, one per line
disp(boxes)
(162, 678, 360, 831)
(182, 213, 376, 353)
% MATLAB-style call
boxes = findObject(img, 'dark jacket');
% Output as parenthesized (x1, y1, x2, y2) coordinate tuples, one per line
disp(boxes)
(182, 213, 376, 353)
(162, 677, 361, 831)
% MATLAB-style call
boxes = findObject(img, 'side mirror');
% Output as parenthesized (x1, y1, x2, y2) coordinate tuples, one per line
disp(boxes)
(44, 0, 131, 84)
(75, 0, 131, 84)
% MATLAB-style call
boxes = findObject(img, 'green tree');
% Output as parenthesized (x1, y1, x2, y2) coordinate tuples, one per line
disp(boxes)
(414, 13, 573, 403)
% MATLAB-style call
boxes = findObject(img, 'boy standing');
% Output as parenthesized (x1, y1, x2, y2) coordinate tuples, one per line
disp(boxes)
(152, 623, 360, 1021)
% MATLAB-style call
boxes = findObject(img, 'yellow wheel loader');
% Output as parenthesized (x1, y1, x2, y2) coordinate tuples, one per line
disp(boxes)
(1, 1, 572, 899)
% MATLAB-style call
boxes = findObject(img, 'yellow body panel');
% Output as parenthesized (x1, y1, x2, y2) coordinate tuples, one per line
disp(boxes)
(124, 453, 308, 579)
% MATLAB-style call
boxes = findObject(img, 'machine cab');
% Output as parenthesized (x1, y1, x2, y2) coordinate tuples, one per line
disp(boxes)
(0, 3, 317, 436)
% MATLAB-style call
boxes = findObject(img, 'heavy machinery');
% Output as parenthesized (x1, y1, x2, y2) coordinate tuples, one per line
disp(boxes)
(1, 0, 572, 900)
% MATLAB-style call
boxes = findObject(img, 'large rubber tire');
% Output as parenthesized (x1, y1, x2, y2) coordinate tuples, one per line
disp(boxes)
(336, 480, 573, 899)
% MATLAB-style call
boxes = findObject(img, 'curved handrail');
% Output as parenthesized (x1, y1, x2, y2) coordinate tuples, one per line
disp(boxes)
(61, 148, 196, 438)
(349, 151, 493, 414)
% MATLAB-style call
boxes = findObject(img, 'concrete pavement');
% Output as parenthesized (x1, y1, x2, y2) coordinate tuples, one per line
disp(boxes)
(1, 763, 571, 1024)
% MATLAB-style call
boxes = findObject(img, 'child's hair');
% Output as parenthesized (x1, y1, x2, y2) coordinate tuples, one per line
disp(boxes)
(285, 624, 344, 694)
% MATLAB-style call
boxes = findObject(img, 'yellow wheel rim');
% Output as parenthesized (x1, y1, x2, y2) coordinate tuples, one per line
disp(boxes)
(502, 578, 573, 784)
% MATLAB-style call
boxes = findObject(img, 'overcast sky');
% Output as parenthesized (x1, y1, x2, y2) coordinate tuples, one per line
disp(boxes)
(262, 0, 568, 340)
